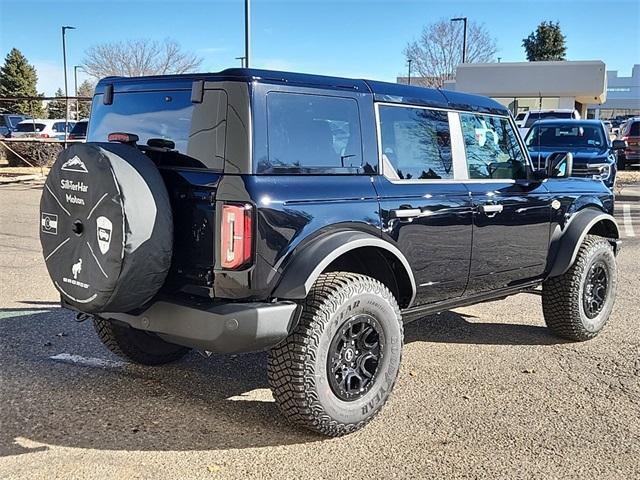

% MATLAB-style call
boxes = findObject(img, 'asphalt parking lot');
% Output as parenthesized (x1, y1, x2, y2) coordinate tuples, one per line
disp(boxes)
(0, 182, 639, 480)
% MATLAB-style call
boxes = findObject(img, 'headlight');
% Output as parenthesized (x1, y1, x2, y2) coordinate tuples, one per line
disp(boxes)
(592, 164, 611, 181)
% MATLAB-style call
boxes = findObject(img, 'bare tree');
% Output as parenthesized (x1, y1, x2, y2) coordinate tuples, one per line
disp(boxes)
(82, 38, 203, 79)
(404, 18, 497, 87)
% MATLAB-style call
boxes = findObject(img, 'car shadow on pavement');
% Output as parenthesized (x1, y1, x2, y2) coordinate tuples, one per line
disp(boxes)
(0, 308, 321, 457)
(404, 310, 567, 346)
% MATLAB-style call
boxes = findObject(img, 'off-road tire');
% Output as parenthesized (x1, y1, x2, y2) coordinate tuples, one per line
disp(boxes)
(542, 235, 617, 341)
(93, 317, 190, 365)
(268, 272, 403, 437)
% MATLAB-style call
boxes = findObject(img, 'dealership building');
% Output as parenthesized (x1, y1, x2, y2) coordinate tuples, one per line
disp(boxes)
(400, 61, 639, 120)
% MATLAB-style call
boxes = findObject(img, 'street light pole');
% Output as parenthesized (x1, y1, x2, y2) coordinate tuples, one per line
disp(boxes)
(61, 25, 75, 145)
(450, 17, 467, 64)
(235, 56, 246, 67)
(244, 0, 250, 68)
(407, 59, 412, 85)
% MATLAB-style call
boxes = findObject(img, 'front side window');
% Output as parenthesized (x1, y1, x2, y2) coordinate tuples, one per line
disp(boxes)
(260, 92, 364, 174)
(378, 105, 452, 180)
(460, 113, 528, 180)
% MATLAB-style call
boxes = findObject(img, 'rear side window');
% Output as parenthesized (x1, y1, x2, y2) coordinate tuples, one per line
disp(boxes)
(259, 92, 364, 174)
(16, 123, 45, 132)
(88, 89, 227, 170)
(378, 105, 452, 180)
(460, 113, 528, 180)
(629, 121, 640, 136)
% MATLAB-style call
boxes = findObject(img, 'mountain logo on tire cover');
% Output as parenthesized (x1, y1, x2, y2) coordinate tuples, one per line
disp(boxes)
(96, 216, 112, 254)
(41, 212, 58, 235)
(61, 156, 88, 173)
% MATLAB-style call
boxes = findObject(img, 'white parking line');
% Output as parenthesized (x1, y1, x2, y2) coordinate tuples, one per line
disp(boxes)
(622, 204, 636, 238)
(226, 388, 274, 403)
(50, 353, 125, 368)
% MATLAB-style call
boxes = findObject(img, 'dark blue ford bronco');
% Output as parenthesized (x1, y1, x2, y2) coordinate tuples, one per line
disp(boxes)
(40, 69, 620, 436)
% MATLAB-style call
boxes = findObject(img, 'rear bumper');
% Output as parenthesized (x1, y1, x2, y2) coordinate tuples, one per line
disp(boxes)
(101, 300, 300, 354)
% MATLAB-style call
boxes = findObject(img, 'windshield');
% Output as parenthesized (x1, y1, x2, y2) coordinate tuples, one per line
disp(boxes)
(71, 121, 88, 135)
(525, 111, 573, 128)
(525, 124, 606, 148)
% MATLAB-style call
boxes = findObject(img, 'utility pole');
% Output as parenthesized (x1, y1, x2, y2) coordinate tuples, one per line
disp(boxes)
(450, 17, 467, 63)
(244, 0, 250, 68)
(62, 25, 75, 146)
(407, 59, 412, 85)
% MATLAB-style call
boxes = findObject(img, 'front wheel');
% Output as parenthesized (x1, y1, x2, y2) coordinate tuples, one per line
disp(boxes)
(542, 235, 617, 341)
(268, 272, 403, 436)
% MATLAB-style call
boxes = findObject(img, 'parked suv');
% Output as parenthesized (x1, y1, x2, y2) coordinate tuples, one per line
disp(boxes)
(524, 119, 626, 188)
(39, 69, 621, 437)
(618, 117, 640, 169)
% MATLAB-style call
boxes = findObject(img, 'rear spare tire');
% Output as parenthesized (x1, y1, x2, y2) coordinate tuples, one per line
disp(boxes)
(39, 142, 172, 314)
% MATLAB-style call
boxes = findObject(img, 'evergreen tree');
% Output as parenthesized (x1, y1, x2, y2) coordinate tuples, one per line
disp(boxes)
(522, 21, 567, 61)
(0, 48, 45, 117)
(47, 88, 66, 119)
(76, 80, 95, 119)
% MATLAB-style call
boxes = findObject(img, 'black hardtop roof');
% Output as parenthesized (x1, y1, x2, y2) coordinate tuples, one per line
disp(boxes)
(94, 68, 509, 115)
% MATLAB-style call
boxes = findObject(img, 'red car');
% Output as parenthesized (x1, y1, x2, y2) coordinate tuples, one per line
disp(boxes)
(619, 118, 640, 169)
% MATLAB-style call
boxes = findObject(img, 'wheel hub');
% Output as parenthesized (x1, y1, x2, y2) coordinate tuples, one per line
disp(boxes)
(327, 313, 385, 401)
(583, 261, 609, 319)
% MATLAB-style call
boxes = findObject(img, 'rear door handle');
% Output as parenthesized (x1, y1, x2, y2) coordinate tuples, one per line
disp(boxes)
(390, 208, 422, 219)
(480, 204, 503, 216)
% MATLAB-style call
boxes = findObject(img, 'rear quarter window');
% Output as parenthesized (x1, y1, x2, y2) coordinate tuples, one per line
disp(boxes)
(259, 92, 365, 174)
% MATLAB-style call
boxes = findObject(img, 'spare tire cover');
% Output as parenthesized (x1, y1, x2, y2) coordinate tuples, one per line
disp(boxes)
(40, 142, 172, 314)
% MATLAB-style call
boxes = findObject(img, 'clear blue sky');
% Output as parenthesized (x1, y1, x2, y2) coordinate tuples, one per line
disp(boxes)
(1, 0, 638, 96)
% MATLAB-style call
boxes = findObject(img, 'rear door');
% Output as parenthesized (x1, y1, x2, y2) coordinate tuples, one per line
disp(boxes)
(87, 85, 231, 297)
(375, 103, 472, 305)
(459, 112, 552, 294)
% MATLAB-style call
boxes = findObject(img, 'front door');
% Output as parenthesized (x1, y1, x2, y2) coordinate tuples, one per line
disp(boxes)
(375, 103, 472, 306)
(458, 112, 552, 294)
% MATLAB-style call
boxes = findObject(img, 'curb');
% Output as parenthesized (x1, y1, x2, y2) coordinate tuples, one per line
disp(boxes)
(0, 174, 44, 184)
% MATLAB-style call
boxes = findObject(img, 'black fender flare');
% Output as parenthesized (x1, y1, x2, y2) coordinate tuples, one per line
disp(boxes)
(547, 208, 619, 278)
(272, 231, 417, 307)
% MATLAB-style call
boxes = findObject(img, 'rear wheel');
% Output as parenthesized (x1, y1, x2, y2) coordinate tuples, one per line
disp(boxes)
(268, 272, 403, 437)
(542, 235, 617, 341)
(93, 317, 190, 365)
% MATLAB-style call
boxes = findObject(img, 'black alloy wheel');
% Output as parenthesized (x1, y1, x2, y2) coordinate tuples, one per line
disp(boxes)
(327, 314, 385, 401)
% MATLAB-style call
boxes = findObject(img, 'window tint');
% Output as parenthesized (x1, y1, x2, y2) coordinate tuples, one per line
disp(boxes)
(378, 105, 452, 180)
(460, 113, 528, 180)
(525, 111, 573, 128)
(629, 121, 640, 136)
(16, 123, 46, 132)
(88, 89, 227, 170)
(260, 92, 364, 174)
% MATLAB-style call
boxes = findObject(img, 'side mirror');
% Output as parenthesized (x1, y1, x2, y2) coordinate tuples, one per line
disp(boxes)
(547, 152, 573, 178)
(612, 139, 627, 150)
(532, 168, 548, 180)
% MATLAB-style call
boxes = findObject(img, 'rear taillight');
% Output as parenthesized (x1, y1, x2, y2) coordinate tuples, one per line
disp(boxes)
(220, 203, 253, 269)
(37, 133, 50, 138)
